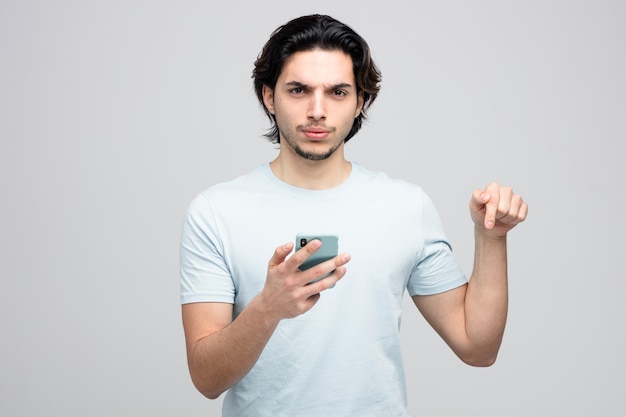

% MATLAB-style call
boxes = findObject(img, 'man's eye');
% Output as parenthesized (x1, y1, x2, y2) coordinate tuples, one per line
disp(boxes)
(291, 88, 304, 94)
(333, 90, 347, 97)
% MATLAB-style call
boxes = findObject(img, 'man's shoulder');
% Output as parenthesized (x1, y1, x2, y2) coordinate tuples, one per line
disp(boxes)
(353, 163, 425, 194)
(187, 165, 269, 210)
(200, 165, 268, 195)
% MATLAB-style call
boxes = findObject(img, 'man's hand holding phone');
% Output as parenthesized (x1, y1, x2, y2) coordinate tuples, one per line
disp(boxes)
(258, 236, 350, 321)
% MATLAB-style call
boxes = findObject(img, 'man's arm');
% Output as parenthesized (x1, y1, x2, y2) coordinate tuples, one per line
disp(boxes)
(412, 182, 528, 366)
(182, 240, 351, 399)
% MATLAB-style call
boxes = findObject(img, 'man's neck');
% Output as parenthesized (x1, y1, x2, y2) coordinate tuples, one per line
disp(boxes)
(270, 152, 352, 190)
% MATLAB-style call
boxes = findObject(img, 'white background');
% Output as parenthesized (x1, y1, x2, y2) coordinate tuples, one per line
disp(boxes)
(1, 1, 624, 415)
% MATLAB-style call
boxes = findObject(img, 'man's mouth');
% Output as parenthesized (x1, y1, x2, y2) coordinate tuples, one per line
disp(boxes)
(302, 127, 331, 140)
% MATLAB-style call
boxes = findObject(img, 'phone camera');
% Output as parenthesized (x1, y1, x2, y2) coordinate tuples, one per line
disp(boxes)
(300, 238, 308, 247)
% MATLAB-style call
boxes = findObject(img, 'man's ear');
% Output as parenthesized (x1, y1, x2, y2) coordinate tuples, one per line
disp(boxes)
(262, 85, 275, 115)
(355, 92, 364, 118)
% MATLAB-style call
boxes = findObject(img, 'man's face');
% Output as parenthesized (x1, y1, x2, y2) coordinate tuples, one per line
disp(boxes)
(263, 49, 364, 161)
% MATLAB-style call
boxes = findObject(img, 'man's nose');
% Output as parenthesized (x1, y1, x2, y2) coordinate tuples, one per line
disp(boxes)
(307, 91, 326, 120)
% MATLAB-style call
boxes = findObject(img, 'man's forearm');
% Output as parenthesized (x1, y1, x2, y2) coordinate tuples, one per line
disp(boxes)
(465, 228, 509, 364)
(187, 297, 280, 399)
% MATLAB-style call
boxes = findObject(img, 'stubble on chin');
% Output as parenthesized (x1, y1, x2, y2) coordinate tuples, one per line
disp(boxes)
(281, 127, 344, 161)
(293, 145, 337, 161)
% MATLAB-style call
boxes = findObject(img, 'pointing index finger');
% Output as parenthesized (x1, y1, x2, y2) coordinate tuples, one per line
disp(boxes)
(484, 182, 501, 229)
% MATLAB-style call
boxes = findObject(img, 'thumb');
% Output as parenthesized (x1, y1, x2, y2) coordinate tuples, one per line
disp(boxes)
(470, 189, 496, 229)
(269, 241, 294, 267)
(470, 189, 490, 212)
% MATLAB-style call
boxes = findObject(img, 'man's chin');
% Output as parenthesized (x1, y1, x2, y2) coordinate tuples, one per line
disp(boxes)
(295, 148, 334, 161)
(293, 141, 345, 161)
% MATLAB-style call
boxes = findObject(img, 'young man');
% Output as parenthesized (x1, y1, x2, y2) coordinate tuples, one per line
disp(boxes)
(180, 14, 527, 416)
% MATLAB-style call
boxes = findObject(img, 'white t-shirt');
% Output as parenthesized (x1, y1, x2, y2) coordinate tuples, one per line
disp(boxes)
(180, 163, 467, 417)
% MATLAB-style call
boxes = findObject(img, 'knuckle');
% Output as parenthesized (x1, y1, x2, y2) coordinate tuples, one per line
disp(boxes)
(283, 276, 297, 288)
(309, 264, 330, 279)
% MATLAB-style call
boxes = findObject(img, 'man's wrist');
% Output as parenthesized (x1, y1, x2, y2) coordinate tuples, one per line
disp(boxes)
(474, 225, 508, 244)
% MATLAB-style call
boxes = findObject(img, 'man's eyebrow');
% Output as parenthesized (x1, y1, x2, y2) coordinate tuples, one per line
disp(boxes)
(285, 81, 307, 88)
(284, 81, 354, 90)
(328, 82, 354, 90)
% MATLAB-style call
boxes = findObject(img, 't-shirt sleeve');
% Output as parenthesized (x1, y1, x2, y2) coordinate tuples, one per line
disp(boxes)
(179, 193, 236, 304)
(406, 191, 468, 296)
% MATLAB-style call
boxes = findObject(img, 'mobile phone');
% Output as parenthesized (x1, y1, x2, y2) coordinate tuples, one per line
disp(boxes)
(296, 234, 338, 284)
